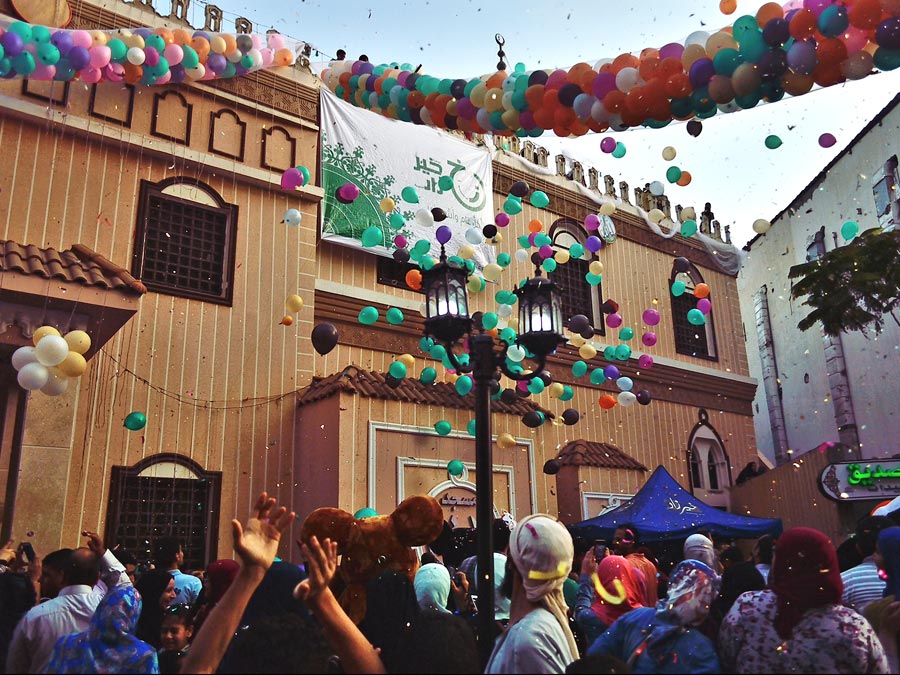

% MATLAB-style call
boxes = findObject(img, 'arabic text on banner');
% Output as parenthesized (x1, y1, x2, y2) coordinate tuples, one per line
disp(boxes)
(319, 87, 496, 270)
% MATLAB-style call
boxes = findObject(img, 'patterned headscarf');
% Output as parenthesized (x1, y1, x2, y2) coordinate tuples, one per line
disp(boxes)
(683, 534, 717, 569)
(589, 555, 646, 627)
(878, 526, 900, 598)
(45, 586, 158, 674)
(508, 514, 578, 658)
(414, 563, 452, 613)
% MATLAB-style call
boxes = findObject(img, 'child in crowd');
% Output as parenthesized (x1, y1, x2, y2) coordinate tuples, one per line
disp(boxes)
(157, 603, 194, 674)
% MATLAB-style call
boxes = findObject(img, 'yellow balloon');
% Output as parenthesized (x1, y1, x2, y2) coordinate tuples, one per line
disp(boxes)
(491, 233, 503, 245)
(57, 351, 87, 377)
(579, 343, 598, 360)
(379, 197, 396, 213)
(398, 353, 415, 369)
(662, 146, 677, 161)
(285, 294, 304, 313)
(548, 382, 564, 398)
(680, 206, 697, 222)
(445, 372, 459, 384)
(63, 330, 92, 355)
(33, 325, 61, 346)
(648, 208, 665, 224)
(568, 334, 585, 348)
(467, 276, 485, 293)
(589, 260, 604, 275)
(599, 201, 616, 216)
(497, 432, 517, 450)
(458, 244, 475, 260)
(482, 263, 503, 282)
(555, 250, 570, 265)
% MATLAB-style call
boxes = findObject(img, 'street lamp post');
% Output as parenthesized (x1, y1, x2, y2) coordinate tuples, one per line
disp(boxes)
(421, 247, 564, 663)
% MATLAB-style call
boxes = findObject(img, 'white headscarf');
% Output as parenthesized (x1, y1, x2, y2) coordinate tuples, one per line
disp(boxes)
(414, 563, 451, 613)
(508, 514, 578, 657)
(683, 534, 717, 569)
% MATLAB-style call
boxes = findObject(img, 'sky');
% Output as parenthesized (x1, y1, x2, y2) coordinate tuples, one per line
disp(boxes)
(193, 0, 900, 248)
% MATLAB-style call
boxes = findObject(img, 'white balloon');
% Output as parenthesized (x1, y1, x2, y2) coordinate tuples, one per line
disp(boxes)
(283, 209, 302, 227)
(649, 181, 665, 196)
(40, 368, 69, 397)
(17, 362, 49, 391)
(465, 227, 484, 245)
(11, 346, 37, 371)
(126, 46, 146, 65)
(506, 345, 526, 362)
(415, 209, 435, 228)
(35, 335, 69, 367)
(648, 208, 666, 224)
(685, 30, 710, 47)
(618, 391, 637, 407)
(497, 304, 513, 319)
(515, 248, 530, 264)
(753, 218, 772, 234)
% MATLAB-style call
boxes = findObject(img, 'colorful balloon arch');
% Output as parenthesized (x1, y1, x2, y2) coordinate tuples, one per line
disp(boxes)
(2, 1, 900, 135)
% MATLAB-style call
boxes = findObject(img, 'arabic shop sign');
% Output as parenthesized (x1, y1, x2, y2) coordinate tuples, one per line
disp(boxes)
(819, 460, 900, 501)
(665, 497, 700, 516)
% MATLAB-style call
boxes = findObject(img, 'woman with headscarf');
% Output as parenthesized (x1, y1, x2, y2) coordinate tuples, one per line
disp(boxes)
(587, 559, 721, 673)
(414, 563, 452, 613)
(192, 559, 240, 633)
(683, 534, 718, 570)
(865, 526, 900, 673)
(485, 514, 578, 674)
(720, 527, 888, 674)
(702, 561, 764, 641)
(134, 569, 175, 649)
(574, 553, 645, 650)
(45, 586, 159, 673)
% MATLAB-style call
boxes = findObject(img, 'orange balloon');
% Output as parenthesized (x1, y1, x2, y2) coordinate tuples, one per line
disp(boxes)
(639, 55, 662, 81)
(849, 0, 885, 29)
(280, 315, 294, 326)
(719, 0, 737, 15)
(405, 269, 422, 290)
(190, 36, 211, 59)
(528, 219, 543, 233)
(789, 8, 817, 39)
(756, 2, 785, 28)
(154, 28, 175, 45)
(817, 38, 849, 66)
(781, 71, 815, 95)
(486, 70, 506, 89)
(677, 170, 693, 186)
(123, 62, 143, 84)
(172, 29, 192, 45)
(611, 53, 640, 73)
(599, 394, 617, 410)
(274, 48, 294, 67)
(694, 283, 711, 299)
(603, 90, 626, 113)
(664, 73, 693, 99)
(657, 57, 684, 79)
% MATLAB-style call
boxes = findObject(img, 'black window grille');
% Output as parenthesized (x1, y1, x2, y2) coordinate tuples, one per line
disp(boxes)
(104, 455, 221, 571)
(549, 220, 605, 335)
(690, 450, 703, 489)
(670, 266, 715, 360)
(132, 179, 237, 305)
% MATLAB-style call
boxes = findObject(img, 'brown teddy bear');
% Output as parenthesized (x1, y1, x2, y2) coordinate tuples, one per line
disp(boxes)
(299, 494, 444, 623)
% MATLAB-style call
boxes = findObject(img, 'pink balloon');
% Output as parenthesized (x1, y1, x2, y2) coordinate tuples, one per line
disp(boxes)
(155, 71, 172, 85)
(638, 354, 654, 369)
(89, 46, 111, 69)
(31, 63, 56, 80)
(642, 308, 660, 326)
(584, 214, 600, 231)
(80, 66, 102, 84)
(606, 313, 623, 328)
(71, 30, 92, 49)
(394, 235, 408, 248)
(697, 298, 712, 314)
(164, 44, 184, 66)
(267, 33, 286, 51)
(641, 331, 658, 347)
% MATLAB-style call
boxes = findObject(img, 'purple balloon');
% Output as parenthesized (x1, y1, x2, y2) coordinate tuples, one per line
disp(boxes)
(757, 49, 788, 80)
(539, 244, 554, 259)
(600, 136, 617, 153)
(339, 183, 360, 201)
(359, 61, 375, 76)
(457, 97, 477, 119)
(67, 46, 91, 71)
(606, 313, 623, 328)
(591, 71, 617, 100)
(642, 331, 658, 347)
(0, 32, 24, 58)
(394, 235, 408, 249)
(50, 31, 74, 56)
(642, 308, 660, 326)
(876, 18, 900, 50)
(689, 58, 715, 89)
(585, 235, 603, 252)
(818, 132, 836, 148)
(697, 298, 712, 314)
(134, 28, 153, 39)
(584, 214, 600, 231)
(787, 40, 818, 75)
(638, 354, 654, 369)
(207, 54, 227, 74)
(762, 18, 791, 47)
(143, 49, 160, 68)
(495, 213, 510, 228)
(436, 225, 452, 245)
(604, 365, 620, 380)
(169, 64, 186, 83)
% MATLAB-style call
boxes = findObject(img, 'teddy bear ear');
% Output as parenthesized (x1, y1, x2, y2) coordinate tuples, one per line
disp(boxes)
(390, 495, 445, 546)
(300, 507, 355, 549)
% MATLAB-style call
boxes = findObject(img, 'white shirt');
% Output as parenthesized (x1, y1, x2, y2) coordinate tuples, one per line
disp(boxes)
(5, 550, 129, 674)
(485, 607, 575, 674)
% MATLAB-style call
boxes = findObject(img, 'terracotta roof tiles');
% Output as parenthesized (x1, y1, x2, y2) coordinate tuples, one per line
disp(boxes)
(556, 439, 647, 471)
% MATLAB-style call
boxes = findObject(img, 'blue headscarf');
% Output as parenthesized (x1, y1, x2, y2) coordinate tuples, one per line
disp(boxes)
(878, 526, 900, 598)
(46, 586, 159, 674)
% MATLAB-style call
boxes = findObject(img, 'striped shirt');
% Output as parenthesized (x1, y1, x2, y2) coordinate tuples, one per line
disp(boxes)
(841, 557, 886, 613)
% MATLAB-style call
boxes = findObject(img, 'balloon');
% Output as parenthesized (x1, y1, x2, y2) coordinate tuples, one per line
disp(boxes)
(841, 220, 860, 241)
(642, 309, 660, 326)
(753, 218, 772, 234)
(415, 208, 435, 227)
(687, 308, 707, 325)
(671, 281, 687, 297)
(33, 325, 61, 346)
(612, 142, 627, 158)
(358, 307, 379, 325)
(354, 507, 378, 519)
(561, 408, 580, 425)
(600, 136, 617, 153)
(686, 120, 703, 137)
(361, 226, 383, 248)
(401, 186, 419, 203)
(379, 197, 396, 213)
(542, 459, 561, 475)
(280, 167, 304, 190)
(522, 411, 545, 428)
(680, 220, 698, 237)
(510, 180, 530, 198)
(12, 346, 38, 371)
(765, 134, 783, 149)
(818, 132, 837, 148)
(35, 335, 70, 366)
(693, 283, 711, 299)
(388, 361, 407, 380)
(431, 207, 447, 222)
(642, 331, 658, 347)
(420, 367, 437, 385)
(497, 433, 517, 449)
(279, 315, 294, 326)
(662, 146, 677, 161)
(447, 459, 465, 476)
(124, 411, 147, 431)
(283, 209, 302, 227)
(598, 394, 617, 410)
(434, 420, 452, 436)
(530, 191, 550, 208)
(697, 298, 713, 314)
(455, 375, 474, 396)
(604, 365, 620, 380)
(311, 323, 339, 355)
(638, 354, 654, 369)
(618, 391, 637, 407)
(56, 351, 87, 377)
(436, 225, 453, 245)
(17, 362, 49, 391)
(286, 295, 304, 313)
(636, 390, 652, 405)
(606, 313, 623, 329)
(41, 368, 69, 397)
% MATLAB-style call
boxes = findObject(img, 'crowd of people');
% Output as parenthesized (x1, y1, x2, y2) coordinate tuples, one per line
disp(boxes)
(1, 495, 900, 674)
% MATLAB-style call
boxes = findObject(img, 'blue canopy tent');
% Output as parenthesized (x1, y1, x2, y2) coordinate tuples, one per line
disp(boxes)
(568, 465, 783, 544)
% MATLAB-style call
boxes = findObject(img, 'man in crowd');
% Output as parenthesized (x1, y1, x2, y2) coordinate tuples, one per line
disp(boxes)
(842, 515, 893, 613)
(612, 524, 658, 604)
(155, 537, 202, 605)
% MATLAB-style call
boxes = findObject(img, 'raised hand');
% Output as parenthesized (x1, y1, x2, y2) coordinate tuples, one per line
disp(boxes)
(232, 492, 295, 571)
(294, 535, 338, 604)
(81, 530, 104, 554)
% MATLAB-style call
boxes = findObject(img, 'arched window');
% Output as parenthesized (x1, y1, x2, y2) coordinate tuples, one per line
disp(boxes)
(707, 447, 721, 490)
(690, 449, 704, 489)
(687, 410, 731, 495)
(670, 261, 716, 359)
(548, 219, 605, 335)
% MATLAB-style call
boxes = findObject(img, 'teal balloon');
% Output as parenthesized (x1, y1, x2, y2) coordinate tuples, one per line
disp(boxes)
(570, 243, 585, 259)
(590, 368, 607, 385)
(401, 186, 419, 203)
(586, 273, 602, 286)
(429, 344, 447, 361)
(572, 361, 588, 377)
(619, 327, 634, 341)
(388, 361, 407, 379)
(298, 166, 311, 185)
(438, 175, 454, 191)
(434, 420, 452, 436)
(124, 411, 147, 431)
(841, 220, 859, 241)
(503, 198, 523, 215)
(447, 459, 465, 476)
(560, 385, 575, 402)
(680, 220, 698, 237)
(420, 367, 437, 385)
(612, 142, 626, 158)
(671, 280, 687, 297)
(358, 306, 379, 325)
(530, 191, 550, 208)
(482, 312, 499, 330)
(874, 47, 900, 71)
(542, 258, 557, 273)
(466, 419, 477, 436)
(687, 308, 707, 325)
(386, 308, 405, 325)
(361, 226, 383, 248)
(528, 378, 545, 395)
(500, 327, 517, 344)
(615, 344, 632, 361)
(388, 213, 405, 230)
(666, 166, 683, 183)
(354, 507, 378, 519)
(764, 135, 782, 150)
(456, 375, 474, 396)
(419, 337, 435, 353)
(497, 253, 512, 268)
(603, 346, 617, 361)
(517, 235, 532, 249)
(712, 48, 742, 76)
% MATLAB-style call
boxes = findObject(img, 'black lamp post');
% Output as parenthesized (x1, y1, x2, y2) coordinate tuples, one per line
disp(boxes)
(421, 248, 564, 662)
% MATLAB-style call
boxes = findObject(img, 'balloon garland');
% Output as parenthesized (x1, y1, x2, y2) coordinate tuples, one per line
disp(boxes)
(320, 0, 900, 137)
(0, 20, 298, 85)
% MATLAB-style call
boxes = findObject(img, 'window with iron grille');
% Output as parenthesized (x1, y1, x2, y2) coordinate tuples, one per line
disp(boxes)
(377, 256, 422, 292)
(132, 178, 237, 305)
(548, 220, 605, 336)
(104, 454, 221, 571)
(670, 264, 716, 360)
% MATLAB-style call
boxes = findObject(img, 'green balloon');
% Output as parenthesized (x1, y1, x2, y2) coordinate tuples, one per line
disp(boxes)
(542, 258, 557, 273)
(361, 226, 384, 248)
(680, 220, 698, 238)
(388, 213, 405, 230)
(666, 166, 683, 183)
(456, 376, 474, 396)
(572, 361, 588, 377)
(358, 306, 379, 325)
(124, 411, 147, 431)
(528, 378, 545, 395)
(466, 419, 477, 435)
(504, 197, 523, 215)
(401, 186, 419, 203)
(353, 507, 378, 519)
(386, 308, 405, 325)
(447, 459, 465, 476)
(615, 344, 632, 361)
(560, 385, 575, 401)
(497, 253, 512, 268)
(619, 327, 634, 341)
(603, 346, 617, 361)
(438, 175, 454, 191)
(420, 367, 438, 385)
(590, 369, 607, 385)
(500, 327, 517, 344)
(435, 420, 452, 436)
(108, 39, 127, 63)
(671, 280, 687, 297)
(298, 166, 311, 185)
(586, 273, 602, 286)
(530, 191, 550, 208)
(181, 45, 200, 69)
(764, 135, 782, 150)
(841, 220, 860, 241)
(482, 312, 499, 330)
(570, 243, 585, 259)
(388, 361, 407, 379)
(687, 308, 707, 325)
(612, 142, 627, 158)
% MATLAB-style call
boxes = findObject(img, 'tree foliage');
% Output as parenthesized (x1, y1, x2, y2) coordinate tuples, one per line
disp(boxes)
(789, 228, 900, 337)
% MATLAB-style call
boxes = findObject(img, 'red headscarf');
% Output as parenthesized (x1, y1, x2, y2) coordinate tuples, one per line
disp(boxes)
(590, 555, 646, 627)
(769, 527, 843, 639)
(206, 559, 240, 604)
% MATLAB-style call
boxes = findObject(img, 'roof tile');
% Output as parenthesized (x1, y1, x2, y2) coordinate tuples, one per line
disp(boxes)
(556, 439, 647, 471)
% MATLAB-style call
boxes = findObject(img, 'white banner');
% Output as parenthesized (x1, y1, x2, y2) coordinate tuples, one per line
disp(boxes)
(320, 88, 495, 269)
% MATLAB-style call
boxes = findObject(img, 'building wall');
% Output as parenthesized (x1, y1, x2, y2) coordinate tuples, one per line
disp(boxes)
(738, 99, 900, 466)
